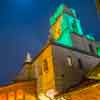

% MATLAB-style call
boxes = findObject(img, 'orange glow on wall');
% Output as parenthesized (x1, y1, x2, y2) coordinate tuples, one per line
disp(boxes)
(8, 92, 15, 100)
(50, 16, 62, 40)
(0, 94, 7, 100)
(54, 83, 100, 100)
(16, 89, 24, 100)
(25, 94, 36, 100)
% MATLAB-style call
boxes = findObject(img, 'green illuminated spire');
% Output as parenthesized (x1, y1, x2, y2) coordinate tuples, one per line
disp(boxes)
(86, 34, 95, 41)
(96, 47, 100, 56)
(56, 29, 73, 47)
(49, 4, 83, 47)
(72, 19, 83, 35)
(50, 4, 65, 25)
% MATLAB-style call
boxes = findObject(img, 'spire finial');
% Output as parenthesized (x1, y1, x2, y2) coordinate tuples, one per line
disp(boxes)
(25, 52, 32, 63)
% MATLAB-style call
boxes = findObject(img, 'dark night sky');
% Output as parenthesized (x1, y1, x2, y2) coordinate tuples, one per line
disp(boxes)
(0, 0, 100, 85)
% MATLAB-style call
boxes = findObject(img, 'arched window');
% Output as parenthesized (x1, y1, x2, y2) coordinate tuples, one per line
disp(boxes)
(66, 56, 73, 67)
(16, 90, 24, 100)
(43, 59, 48, 73)
(89, 44, 95, 54)
(0, 94, 7, 100)
(8, 92, 15, 100)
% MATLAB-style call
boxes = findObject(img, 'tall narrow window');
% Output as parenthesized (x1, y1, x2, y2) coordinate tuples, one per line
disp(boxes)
(67, 56, 72, 66)
(43, 59, 48, 72)
(89, 44, 95, 54)
(16, 90, 24, 100)
(78, 59, 83, 69)
(8, 92, 15, 100)
(38, 65, 42, 75)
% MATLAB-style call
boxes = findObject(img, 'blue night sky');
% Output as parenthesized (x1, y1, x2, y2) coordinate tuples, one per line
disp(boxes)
(0, 0, 100, 85)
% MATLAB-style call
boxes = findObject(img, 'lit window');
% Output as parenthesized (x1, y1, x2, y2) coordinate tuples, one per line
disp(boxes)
(39, 93, 51, 100)
(67, 56, 72, 66)
(16, 90, 24, 100)
(43, 60, 48, 72)
(25, 94, 36, 100)
(0, 94, 7, 100)
(8, 92, 15, 100)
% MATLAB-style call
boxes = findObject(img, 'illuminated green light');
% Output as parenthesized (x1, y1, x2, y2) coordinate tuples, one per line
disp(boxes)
(72, 19, 83, 35)
(86, 34, 95, 41)
(70, 8, 77, 17)
(50, 16, 56, 25)
(50, 5, 83, 35)
(50, 4, 64, 25)
(61, 14, 68, 32)
(61, 13, 73, 33)
(61, 13, 83, 35)
(56, 29, 73, 47)
(50, 4, 84, 47)
(74, 19, 83, 35)
(54, 4, 64, 19)
(96, 47, 100, 56)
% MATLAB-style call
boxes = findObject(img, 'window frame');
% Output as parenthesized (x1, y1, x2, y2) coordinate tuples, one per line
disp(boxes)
(66, 56, 73, 67)
(43, 59, 48, 73)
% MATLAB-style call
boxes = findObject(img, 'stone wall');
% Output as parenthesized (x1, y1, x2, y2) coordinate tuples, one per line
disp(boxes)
(67, 83, 100, 100)
(52, 44, 100, 92)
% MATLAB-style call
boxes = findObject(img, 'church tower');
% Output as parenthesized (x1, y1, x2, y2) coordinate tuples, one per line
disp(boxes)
(32, 4, 100, 97)
(49, 4, 83, 47)
(0, 3, 100, 100)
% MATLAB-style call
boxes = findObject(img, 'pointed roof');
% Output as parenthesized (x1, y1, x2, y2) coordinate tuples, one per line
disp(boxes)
(15, 52, 35, 82)
(50, 4, 77, 25)
(24, 52, 32, 63)
(87, 63, 100, 80)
